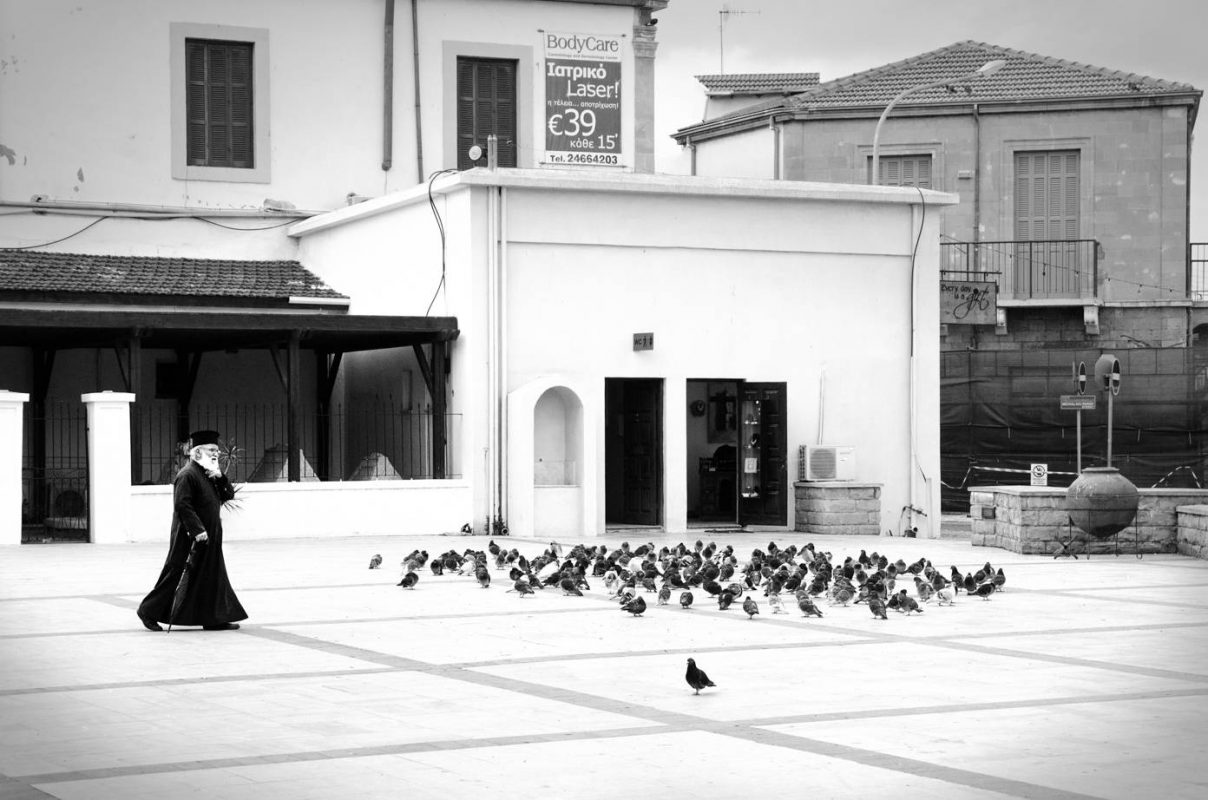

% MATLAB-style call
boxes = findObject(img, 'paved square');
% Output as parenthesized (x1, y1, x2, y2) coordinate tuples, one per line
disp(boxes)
(1, 531, 1205, 799)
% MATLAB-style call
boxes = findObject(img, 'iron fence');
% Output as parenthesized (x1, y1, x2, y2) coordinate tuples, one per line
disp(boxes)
(134, 402, 461, 485)
(941, 239, 1100, 300)
(21, 401, 89, 541)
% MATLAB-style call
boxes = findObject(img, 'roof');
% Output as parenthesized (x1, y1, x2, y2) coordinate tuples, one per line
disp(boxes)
(696, 72, 820, 96)
(675, 40, 1202, 140)
(0, 250, 348, 304)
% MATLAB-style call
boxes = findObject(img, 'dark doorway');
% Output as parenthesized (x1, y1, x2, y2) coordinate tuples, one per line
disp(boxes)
(605, 378, 662, 526)
(738, 382, 788, 526)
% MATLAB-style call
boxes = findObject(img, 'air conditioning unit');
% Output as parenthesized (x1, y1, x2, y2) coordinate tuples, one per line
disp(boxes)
(799, 445, 856, 481)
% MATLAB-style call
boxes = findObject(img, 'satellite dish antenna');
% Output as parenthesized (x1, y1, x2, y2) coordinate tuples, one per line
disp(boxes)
(467, 144, 483, 162)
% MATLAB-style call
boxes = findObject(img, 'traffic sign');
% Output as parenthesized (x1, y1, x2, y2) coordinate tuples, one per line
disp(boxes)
(1060, 394, 1096, 411)
(1077, 361, 1087, 395)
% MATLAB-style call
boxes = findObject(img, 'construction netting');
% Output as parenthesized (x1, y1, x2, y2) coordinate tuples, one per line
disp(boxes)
(941, 346, 1208, 511)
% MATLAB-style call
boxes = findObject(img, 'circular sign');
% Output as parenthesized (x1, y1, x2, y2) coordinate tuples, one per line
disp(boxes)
(1030, 463, 1049, 486)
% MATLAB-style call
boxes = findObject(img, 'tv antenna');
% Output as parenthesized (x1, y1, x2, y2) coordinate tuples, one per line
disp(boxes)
(718, 5, 760, 74)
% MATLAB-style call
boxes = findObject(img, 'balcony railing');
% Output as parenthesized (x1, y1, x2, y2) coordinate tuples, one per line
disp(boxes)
(941, 239, 1100, 301)
(1192, 243, 1208, 301)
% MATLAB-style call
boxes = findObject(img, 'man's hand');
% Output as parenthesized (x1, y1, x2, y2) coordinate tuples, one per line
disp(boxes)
(195, 531, 209, 543)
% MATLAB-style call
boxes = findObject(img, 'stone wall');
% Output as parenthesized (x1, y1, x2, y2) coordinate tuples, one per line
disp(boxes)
(968, 486, 1208, 555)
(794, 482, 881, 536)
(1177, 505, 1208, 559)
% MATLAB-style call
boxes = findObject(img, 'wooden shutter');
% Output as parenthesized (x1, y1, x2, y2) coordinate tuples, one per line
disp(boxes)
(456, 57, 518, 169)
(185, 39, 254, 169)
(874, 155, 932, 188)
(1015, 150, 1079, 240)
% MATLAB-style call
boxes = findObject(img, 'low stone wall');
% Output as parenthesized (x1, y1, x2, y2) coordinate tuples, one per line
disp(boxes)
(1177, 505, 1208, 559)
(969, 485, 1208, 555)
(794, 482, 881, 536)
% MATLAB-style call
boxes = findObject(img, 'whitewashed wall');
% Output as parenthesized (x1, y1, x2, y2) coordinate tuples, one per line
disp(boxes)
(292, 171, 954, 537)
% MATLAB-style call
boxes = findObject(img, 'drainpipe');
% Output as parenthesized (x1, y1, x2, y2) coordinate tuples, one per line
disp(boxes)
(411, 0, 425, 182)
(382, 0, 394, 172)
(972, 103, 981, 272)
(770, 117, 781, 180)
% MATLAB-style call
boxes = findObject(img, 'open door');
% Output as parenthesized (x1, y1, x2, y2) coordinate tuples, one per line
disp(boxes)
(738, 382, 787, 526)
(605, 378, 662, 526)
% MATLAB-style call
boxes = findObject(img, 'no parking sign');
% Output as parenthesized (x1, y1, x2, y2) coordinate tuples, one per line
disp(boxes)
(1030, 463, 1048, 486)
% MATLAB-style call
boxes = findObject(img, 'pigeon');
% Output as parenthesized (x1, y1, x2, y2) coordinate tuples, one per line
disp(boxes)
(430, 559, 444, 576)
(797, 594, 823, 618)
(560, 577, 583, 596)
(935, 587, 956, 606)
(914, 576, 934, 603)
(992, 568, 1007, 592)
(718, 590, 735, 611)
(657, 585, 671, 605)
(398, 571, 418, 589)
(512, 577, 534, 598)
(679, 590, 694, 609)
(973, 582, 996, 600)
(767, 592, 786, 614)
(742, 596, 759, 619)
(868, 592, 888, 620)
(475, 565, 491, 589)
(621, 595, 647, 617)
(368, 554, 382, 569)
(685, 657, 716, 695)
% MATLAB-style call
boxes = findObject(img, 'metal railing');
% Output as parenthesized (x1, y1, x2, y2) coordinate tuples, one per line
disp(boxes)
(134, 402, 461, 485)
(1192, 242, 1208, 301)
(941, 239, 1100, 300)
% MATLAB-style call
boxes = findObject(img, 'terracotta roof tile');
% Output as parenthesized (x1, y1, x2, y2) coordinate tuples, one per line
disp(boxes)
(0, 250, 347, 301)
(787, 40, 1199, 111)
(696, 72, 820, 95)
(677, 41, 1200, 136)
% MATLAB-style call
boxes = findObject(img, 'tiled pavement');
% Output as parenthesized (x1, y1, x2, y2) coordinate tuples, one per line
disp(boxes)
(1, 530, 1206, 799)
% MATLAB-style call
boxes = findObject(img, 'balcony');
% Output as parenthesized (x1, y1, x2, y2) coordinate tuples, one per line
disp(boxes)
(1192, 243, 1208, 301)
(941, 239, 1100, 303)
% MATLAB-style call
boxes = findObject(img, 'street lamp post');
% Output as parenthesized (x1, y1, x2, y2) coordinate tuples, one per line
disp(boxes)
(871, 59, 1006, 185)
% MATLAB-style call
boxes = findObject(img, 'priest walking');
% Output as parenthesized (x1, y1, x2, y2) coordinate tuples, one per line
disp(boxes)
(137, 430, 247, 632)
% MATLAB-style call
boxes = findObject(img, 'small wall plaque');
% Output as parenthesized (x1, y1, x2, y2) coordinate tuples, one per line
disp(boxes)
(633, 332, 653, 351)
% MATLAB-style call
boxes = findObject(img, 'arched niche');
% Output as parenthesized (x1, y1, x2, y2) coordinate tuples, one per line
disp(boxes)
(534, 386, 583, 486)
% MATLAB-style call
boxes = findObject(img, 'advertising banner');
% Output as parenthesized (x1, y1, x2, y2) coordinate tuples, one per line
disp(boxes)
(544, 31, 623, 166)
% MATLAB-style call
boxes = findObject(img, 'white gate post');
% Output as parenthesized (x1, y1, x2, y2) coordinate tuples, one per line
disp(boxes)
(82, 391, 135, 544)
(0, 391, 30, 545)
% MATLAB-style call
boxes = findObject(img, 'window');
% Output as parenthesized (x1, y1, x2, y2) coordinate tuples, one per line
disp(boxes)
(456, 57, 517, 169)
(170, 23, 270, 183)
(1012, 150, 1083, 298)
(1014, 150, 1080, 240)
(186, 40, 254, 169)
(869, 154, 932, 187)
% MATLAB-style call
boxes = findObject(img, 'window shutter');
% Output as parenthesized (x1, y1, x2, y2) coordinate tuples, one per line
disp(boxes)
(875, 155, 931, 188)
(456, 57, 518, 169)
(186, 42, 208, 165)
(1015, 150, 1079, 241)
(185, 39, 254, 169)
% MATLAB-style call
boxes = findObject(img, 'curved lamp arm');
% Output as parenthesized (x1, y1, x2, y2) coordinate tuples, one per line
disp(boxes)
(871, 60, 1006, 186)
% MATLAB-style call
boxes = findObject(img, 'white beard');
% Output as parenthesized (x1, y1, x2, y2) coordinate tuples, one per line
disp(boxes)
(198, 454, 220, 473)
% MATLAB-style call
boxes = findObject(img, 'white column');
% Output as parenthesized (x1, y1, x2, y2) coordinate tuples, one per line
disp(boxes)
(82, 391, 135, 544)
(0, 391, 30, 545)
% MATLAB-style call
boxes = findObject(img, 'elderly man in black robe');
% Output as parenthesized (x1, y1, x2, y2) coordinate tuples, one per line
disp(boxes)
(137, 430, 247, 632)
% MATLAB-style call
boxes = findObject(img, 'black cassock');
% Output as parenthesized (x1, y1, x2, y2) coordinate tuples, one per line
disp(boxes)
(138, 461, 248, 627)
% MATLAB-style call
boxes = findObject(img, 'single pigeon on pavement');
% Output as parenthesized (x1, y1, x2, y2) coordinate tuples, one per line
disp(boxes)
(685, 657, 716, 695)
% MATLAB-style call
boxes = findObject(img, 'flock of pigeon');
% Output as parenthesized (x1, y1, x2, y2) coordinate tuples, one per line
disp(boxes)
(369, 538, 1008, 695)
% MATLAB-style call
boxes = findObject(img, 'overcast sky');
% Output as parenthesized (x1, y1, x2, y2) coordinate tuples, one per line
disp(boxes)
(650, 0, 1208, 239)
